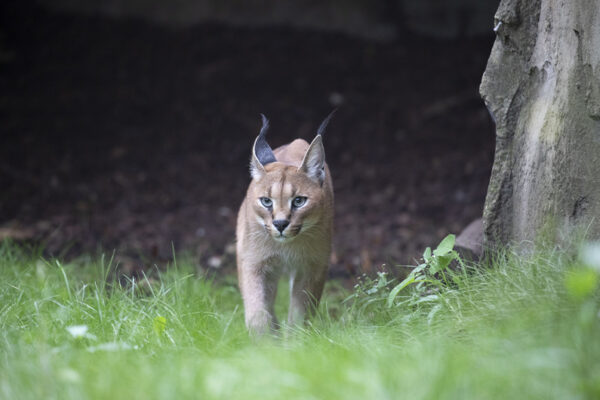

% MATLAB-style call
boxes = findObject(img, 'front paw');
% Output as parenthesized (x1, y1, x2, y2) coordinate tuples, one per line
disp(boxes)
(245, 310, 278, 337)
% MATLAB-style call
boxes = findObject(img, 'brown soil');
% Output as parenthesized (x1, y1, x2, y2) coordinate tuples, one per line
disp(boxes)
(0, 3, 496, 279)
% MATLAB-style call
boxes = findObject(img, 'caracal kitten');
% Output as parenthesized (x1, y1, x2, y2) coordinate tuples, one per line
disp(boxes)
(236, 113, 334, 335)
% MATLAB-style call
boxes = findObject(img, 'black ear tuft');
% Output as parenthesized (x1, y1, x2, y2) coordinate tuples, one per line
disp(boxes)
(316, 109, 337, 138)
(254, 114, 277, 165)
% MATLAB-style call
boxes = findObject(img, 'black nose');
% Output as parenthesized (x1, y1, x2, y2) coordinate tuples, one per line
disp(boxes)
(273, 219, 290, 233)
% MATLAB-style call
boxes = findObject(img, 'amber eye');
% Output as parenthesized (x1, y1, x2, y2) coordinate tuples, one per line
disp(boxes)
(292, 196, 307, 208)
(260, 197, 273, 208)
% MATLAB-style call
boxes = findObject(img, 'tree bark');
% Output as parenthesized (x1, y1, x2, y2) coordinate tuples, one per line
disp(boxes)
(480, 0, 600, 248)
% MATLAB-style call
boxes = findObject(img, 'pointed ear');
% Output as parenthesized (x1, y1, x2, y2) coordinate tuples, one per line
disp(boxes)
(299, 135, 326, 185)
(250, 137, 266, 180)
(250, 114, 277, 180)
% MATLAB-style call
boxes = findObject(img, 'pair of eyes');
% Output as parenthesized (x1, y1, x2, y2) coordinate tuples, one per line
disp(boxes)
(259, 196, 307, 209)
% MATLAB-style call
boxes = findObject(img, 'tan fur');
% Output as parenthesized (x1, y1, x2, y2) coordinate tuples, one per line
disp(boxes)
(236, 137, 333, 335)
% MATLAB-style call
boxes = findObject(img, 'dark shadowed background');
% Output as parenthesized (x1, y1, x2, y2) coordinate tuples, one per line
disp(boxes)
(0, 0, 498, 279)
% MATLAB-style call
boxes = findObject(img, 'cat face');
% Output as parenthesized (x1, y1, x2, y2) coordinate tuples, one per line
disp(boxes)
(249, 164, 326, 241)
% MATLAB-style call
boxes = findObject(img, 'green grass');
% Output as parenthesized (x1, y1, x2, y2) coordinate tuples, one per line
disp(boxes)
(1, 242, 599, 400)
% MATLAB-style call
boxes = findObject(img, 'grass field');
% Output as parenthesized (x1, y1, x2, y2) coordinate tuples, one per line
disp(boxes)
(1, 241, 599, 399)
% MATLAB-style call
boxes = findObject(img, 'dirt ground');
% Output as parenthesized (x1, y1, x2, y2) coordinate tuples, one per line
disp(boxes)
(0, 4, 496, 279)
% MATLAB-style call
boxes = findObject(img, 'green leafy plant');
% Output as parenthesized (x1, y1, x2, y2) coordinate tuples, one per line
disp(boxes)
(387, 234, 462, 308)
(345, 234, 463, 315)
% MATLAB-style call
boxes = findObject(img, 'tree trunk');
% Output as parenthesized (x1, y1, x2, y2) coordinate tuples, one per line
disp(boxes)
(480, 0, 600, 248)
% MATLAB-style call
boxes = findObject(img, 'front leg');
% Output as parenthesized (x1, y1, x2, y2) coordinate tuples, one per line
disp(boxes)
(288, 266, 327, 327)
(238, 263, 280, 336)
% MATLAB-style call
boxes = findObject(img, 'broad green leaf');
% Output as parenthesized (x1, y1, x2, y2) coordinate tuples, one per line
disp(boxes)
(387, 275, 415, 307)
(429, 255, 454, 274)
(433, 234, 456, 257)
(429, 258, 441, 274)
(432, 255, 454, 274)
(423, 247, 432, 262)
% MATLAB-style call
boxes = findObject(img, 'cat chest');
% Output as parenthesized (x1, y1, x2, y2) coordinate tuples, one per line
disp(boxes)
(265, 245, 328, 272)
